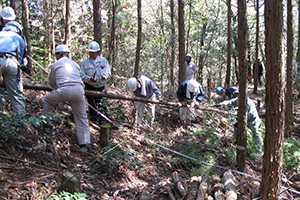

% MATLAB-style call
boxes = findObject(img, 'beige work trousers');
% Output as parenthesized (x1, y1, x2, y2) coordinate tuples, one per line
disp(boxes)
(42, 84, 90, 145)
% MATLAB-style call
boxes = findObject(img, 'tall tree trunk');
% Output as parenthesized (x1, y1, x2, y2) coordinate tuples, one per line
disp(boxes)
(108, 0, 116, 75)
(261, 0, 285, 199)
(296, 0, 300, 65)
(134, 0, 142, 78)
(225, 0, 231, 88)
(185, 0, 192, 53)
(236, 0, 248, 172)
(178, 0, 185, 84)
(170, 0, 175, 88)
(10, 0, 15, 10)
(21, 0, 32, 70)
(253, 0, 259, 93)
(160, 0, 165, 92)
(285, 0, 293, 137)
(64, 0, 70, 46)
(93, 0, 102, 55)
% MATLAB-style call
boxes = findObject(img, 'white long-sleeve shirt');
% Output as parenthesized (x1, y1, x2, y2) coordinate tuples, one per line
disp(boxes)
(80, 56, 111, 88)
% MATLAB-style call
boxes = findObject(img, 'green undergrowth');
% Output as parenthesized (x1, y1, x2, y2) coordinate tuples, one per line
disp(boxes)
(283, 137, 300, 172)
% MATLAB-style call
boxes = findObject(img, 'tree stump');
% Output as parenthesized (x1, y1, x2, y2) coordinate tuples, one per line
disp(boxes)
(60, 169, 81, 194)
(99, 123, 111, 147)
(222, 170, 237, 200)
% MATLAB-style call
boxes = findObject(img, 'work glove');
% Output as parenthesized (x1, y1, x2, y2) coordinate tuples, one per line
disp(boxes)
(158, 98, 164, 102)
(100, 75, 108, 80)
(211, 104, 221, 108)
(90, 77, 97, 82)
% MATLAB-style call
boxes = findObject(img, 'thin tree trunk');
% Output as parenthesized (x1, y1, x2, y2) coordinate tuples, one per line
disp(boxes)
(237, 0, 248, 172)
(253, 0, 259, 93)
(134, 0, 142, 78)
(261, 0, 285, 199)
(108, 0, 116, 75)
(178, 0, 185, 84)
(170, 0, 175, 88)
(285, 0, 293, 138)
(185, 0, 192, 53)
(21, 0, 32, 71)
(64, 0, 70, 46)
(225, 0, 231, 88)
(296, 0, 300, 64)
(93, 0, 102, 55)
(10, 0, 15, 10)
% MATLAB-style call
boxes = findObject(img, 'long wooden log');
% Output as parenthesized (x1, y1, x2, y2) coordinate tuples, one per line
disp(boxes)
(222, 170, 237, 200)
(14, 82, 231, 114)
(197, 174, 209, 200)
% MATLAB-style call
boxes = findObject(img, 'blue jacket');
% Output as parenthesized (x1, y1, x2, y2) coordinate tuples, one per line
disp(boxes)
(225, 87, 238, 99)
(177, 80, 205, 103)
(133, 76, 162, 99)
(0, 30, 25, 63)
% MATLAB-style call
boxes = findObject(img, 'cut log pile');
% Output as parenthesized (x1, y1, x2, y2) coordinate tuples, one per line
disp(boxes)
(165, 170, 237, 200)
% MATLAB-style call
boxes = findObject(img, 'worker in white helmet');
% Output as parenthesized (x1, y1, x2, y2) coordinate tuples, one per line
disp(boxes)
(0, 20, 27, 115)
(80, 41, 111, 123)
(127, 75, 163, 126)
(176, 79, 205, 122)
(0, 6, 30, 76)
(185, 53, 197, 80)
(42, 44, 90, 152)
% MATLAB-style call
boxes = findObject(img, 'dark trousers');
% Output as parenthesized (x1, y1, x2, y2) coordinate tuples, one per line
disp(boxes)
(84, 82, 107, 119)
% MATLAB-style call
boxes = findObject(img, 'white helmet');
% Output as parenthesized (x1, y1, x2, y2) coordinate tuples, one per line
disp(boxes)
(55, 44, 70, 54)
(1, 6, 16, 21)
(187, 80, 198, 92)
(186, 53, 192, 58)
(87, 41, 100, 52)
(127, 77, 137, 91)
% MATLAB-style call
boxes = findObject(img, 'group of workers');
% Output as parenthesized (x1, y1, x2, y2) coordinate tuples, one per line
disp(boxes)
(0, 7, 262, 154)
(126, 53, 262, 154)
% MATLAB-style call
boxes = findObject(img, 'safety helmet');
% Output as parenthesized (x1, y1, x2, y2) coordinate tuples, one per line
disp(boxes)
(186, 53, 192, 58)
(87, 41, 100, 52)
(55, 44, 70, 54)
(216, 87, 223, 96)
(1, 6, 16, 21)
(127, 77, 137, 91)
(187, 80, 198, 92)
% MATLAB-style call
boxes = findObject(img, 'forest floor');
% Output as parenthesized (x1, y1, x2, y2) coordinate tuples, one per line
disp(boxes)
(0, 82, 300, 200)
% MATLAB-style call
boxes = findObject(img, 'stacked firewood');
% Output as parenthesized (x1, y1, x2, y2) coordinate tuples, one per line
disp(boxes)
(165, 170, 237, 200)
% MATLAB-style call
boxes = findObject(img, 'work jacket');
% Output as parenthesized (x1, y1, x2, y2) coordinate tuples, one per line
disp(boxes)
(177, 80, 205, 103)
(133, 75, 162, 99)
(0, 30, 25, 63)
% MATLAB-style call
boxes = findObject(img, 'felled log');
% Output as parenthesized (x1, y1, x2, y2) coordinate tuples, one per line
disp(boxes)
(99, 123, 111, 147)
(172, 171, 187, 197)
(222, 170, 237, 200)
(211, 175, 225, 200)
(184, 176, 201, 200)
(196, 174, 209, 200)
(60, 169, 81, 194)
(165, 185, 176, 200)
(19, 83, 232, 114)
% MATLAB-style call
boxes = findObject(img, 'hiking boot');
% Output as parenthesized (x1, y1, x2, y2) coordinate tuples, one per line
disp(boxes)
(79, 144, 90, 152)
